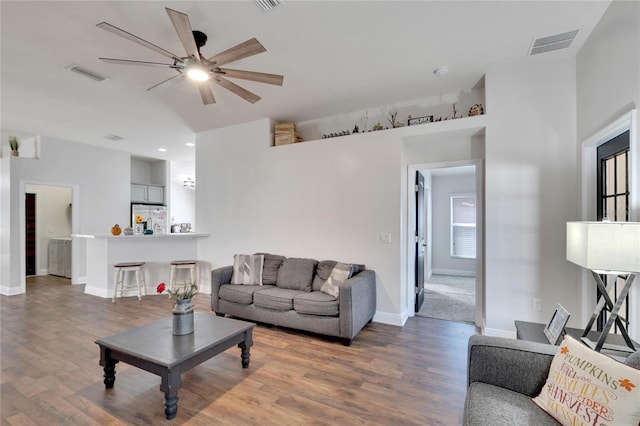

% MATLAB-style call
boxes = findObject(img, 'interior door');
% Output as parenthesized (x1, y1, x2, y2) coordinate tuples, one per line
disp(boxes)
(25, 193, 36, 276)
(415, 172, 425, 312)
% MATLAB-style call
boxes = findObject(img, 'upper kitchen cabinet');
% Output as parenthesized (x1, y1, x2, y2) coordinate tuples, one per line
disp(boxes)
(131, 157, 167, 204)
(131, 184, 164, 204)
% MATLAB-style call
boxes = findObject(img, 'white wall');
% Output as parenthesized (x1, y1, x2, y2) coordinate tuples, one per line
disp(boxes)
(576, 1, 640, 339)
(431, 173, 476, 275)
(196, 119, 408, 324)
(0, 136, 131, 294)
(484, 56, 579, 334)
(168, 159, 196, 228)
(25, 184, 72, 274)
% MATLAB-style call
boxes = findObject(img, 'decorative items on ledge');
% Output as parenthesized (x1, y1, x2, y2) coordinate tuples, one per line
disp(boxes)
(9, 136, 20, 157)
(276, 101, 485, 144)
(274, 122, 303, 146)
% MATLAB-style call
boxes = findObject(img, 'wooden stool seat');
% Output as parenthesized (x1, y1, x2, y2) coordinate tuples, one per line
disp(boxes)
(169, 260, 197, 292)
(112, 262, 147, 302)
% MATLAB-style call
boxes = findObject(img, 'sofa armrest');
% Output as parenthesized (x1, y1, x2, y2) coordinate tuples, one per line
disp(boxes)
(467, 335, 558, 397)
(211, 266, 233, 312)
(338, 269, 376, 340)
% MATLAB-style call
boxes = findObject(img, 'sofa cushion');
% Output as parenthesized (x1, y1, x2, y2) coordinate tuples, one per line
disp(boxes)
(312, 260, 338, 291)
(293, 291, 339, 317)
(321, 263, 354, 297)
(254, 287, 305, 311)
(255, 253, 286, 285)
(464, 382, 557, 426)
(276, 258, 318, 292)
(219, 284, 275, 305)
(231, 254, 264, 285)
(532, 335, 640, 426)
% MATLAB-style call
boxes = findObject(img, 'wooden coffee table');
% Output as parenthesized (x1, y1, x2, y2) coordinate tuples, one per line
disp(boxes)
(96, 313, 255, 419)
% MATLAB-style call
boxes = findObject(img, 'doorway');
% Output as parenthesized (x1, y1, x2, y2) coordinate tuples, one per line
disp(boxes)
(23, 184, 73, 285)
(25, 193, 36, 276)
(408, 161, 483, 327)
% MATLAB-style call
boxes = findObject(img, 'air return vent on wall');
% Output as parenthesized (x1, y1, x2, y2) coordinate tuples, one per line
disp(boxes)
(254, 0, 282, 12)
(67, 64, 109, 82)
(529, 29, 579, 55)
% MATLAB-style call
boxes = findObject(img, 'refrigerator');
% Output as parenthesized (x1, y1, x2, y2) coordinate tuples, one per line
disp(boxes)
(131, 204, 169, 235)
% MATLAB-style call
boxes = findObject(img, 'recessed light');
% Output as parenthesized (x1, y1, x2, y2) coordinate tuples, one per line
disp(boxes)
(158, 148, 167, 152)
(185, 142, 195, 147)
(433, 66, 449, 76)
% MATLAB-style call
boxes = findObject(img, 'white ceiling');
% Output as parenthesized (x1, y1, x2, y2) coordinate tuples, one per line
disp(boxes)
(1, 1, 610, 161)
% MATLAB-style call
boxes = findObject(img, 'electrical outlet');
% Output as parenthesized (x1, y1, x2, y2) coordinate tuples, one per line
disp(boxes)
(379, 233, 391, 244)
(532, 298, 542, 311)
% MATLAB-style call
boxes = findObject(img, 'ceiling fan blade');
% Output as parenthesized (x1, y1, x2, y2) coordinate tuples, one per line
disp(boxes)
(100, 58, 175, 67)
(97, 22, 181, 61)
(198, 82, 216, 105)
(213, 76, 261, 104)
(147, 73, 185, 91)
(216, 68, 284, 86)
(165, 8, 200, 59)
(206, 38, 266, 67)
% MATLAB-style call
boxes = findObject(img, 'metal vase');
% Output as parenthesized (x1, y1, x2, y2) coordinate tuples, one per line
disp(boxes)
(172, 298, 194, 336)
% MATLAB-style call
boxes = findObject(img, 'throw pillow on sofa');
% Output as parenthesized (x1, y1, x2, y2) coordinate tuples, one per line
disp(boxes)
(231, 254, 264, 285)
(312, 260, 338, 291)
(254, 253, 286, 285)
(276, 258, 318, 292)
(320, 263, 355, 297)
(532, 335, 640, 426)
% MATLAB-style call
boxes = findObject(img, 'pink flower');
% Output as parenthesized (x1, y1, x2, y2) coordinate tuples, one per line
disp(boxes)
(156, 282, 166, 294)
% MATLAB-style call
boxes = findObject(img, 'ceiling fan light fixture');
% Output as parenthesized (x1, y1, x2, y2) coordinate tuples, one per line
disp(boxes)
(187, 65, 210, 82)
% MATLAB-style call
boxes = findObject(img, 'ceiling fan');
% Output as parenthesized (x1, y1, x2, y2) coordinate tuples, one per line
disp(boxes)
(97, 7, 284, 105)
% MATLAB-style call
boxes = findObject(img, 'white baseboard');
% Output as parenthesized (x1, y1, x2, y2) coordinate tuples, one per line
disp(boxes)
(373, 311, 407, 326)
(39, 269, 48, 275)
(483, 327, 517, 339)
(431, 269, 476, 277)
(84, 285, 111, 298)
(73, 275, 88, 285)
(0, 286, 24, 296)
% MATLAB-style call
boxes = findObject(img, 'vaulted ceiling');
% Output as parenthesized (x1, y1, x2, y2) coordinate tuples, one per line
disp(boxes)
(1, 1, 610, 161)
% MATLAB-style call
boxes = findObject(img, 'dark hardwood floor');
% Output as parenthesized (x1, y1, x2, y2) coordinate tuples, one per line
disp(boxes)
(1, 275, 478, 425)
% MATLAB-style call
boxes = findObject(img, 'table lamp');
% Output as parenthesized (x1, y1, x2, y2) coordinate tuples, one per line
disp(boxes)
(566, 221, 640, 352)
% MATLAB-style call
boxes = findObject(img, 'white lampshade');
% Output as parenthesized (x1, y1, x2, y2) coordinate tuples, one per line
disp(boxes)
(566, 221, 640, 273)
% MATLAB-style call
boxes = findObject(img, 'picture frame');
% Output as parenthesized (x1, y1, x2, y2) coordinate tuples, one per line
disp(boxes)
(544, 303, 570, 345)
(408, 115, 434, 126)
(134, 223, 145, 235)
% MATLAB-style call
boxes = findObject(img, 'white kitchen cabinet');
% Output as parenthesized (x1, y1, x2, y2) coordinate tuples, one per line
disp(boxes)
(131, 184, 164, 204)
(49, 238, 71, 278)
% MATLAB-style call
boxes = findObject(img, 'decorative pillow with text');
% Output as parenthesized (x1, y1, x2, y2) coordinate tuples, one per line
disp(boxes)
(532, 335, 640, 426)
(231, 254, 264, 285)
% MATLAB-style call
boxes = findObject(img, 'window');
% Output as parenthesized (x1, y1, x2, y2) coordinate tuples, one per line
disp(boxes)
(451, 194, 476, 259)
(596, 130, 630, 333)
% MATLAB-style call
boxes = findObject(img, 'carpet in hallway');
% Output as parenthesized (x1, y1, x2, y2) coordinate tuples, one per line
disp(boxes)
(417, 274, 475, 324)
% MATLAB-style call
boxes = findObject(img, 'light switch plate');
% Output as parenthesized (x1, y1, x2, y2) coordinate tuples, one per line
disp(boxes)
(379, 233, 391, 244)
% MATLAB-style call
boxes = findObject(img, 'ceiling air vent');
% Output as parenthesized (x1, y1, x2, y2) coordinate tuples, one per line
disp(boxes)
(68, 64, 109, 83)
(104, 134, 124, 141)
(529, 29, 579, 55)
(254, 0, 282, 12)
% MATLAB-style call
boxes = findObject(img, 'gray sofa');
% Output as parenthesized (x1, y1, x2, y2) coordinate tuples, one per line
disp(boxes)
(464, 335, 640, 425)
(211, 254, 376, 344)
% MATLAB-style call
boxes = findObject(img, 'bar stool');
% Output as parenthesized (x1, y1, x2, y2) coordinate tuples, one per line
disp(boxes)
(112, 262, 147, 303)
(169, 260, 197, 292)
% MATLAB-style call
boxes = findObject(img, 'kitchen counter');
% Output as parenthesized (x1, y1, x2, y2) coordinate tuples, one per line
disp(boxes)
(74, 233, 209, 298)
